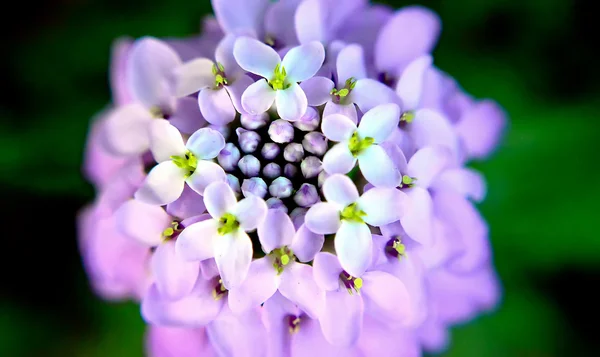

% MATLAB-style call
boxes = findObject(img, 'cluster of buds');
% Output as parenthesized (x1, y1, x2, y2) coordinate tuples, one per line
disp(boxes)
(79, 0, 507, 356)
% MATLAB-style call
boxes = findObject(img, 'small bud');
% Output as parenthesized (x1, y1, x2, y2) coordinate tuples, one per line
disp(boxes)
(317, 170, 330, 187)
(241, 112, 269, 130)
(293, 107, 320, 131)
(284, 163, 298, 178)
(300, 156, 322, 179)
(269, 177, 294, 198)
(226, 174, 242, 199)
(241, 178, 267, 198)
(261, 143, 280, 160)
(237, 128, 261, 153)
(284, 143, 304, 162)
(294, 183, 319, 207)
(238, 155, 261, 177)
(268, 119, 294, 143)
(218, 143, 241, 172)
(302, 132, 328, 156)
(266, 197, 288, 213)
(263, 163, 281, 179)
(209, 124, 230, 141)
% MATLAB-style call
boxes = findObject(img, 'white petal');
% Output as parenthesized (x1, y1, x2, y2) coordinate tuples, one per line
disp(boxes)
(232, 195, 268, 231)
(323, 101, 358, 124)
(101, 104, 152, 156)
(198, 88, 237, 126)
(350, 78, 400, 113)
(300, 76, 335, 106)
(214, 230, 253, 289)
(400, 187, 434, 246)
(281, 41, 325, 83)
(186, 161, 227, 196)
(358, 145, 401, 187)
(395, 55, 432, 111)
(305, 202, 342, 235)
(275, 83, 308, 121)
(186, 127, 226, 159)
(322, 142, 357, 175)
(257, 209, 295, 253)
(135, 161, 186, 205)
(173, 58, 215, 97)
(335, 221, 372, 277)
(227, 257, 279, 313)
(358, 187, 407, 227)
(241, 79, 276, 115)
(321, 114, 357, 142)
(336, 44, 367, 83)
(175, 219, 218, 261)
(233, 37, 281, 78)
(202, 180, 237, 218)
(407, 146, 451, 189)
(357, 103, 401, 143)
(323, 173, 359, 206)
(148, 119, 186, 162)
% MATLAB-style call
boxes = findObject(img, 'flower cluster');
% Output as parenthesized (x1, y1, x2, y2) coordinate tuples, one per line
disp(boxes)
(79, 0, 507, 356)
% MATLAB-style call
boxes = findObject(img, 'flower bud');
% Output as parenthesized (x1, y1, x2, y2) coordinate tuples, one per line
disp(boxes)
(236, 128, 261, 153)
(284, 143, 304, 162)
(241, 178, 267, 198)
(226, 174, 241, 199)
(293, 107, 320, 131)
(261, 143, 280, 160)
(218, 143, 241, 172)
(294, 183, 319, 207)
(266, 197, 288, 213)
(263, 163, 281, 179)
(241, 112, 269, 130)
(268, 119, 294, 143)
(301, 156, 322, 179)
(302, 132, 328, 156)
(284, 163, 298, 178)
(318, 170, 330, 187)
(238, 155, 261, 177)
(269, 177, 293, 198)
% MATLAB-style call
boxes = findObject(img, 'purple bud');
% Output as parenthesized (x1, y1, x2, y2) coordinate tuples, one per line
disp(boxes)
(238, 155, 261, 177)
(209, 124, 230, 141)
(284, 163, 298, 178)
(294, 183, 320, 207)
(241, 178, 267, 198)
(318, 170, 330, 187)
(236, 128, 261, 153)
(268, 119, 294, 143)
(293, 107, 320, 131)
(226, 174, 241, 198)
(269, 177, 293, 198)
(284, 143, 304, 162)
(263, 163, 281, 179)
(301, 156, 322, 179)
(302, 132, 328, 156)
(241, 112, 269, 130)
(218, 143, 241, 172)
(261, 143, 280, 160)
(266, 197, 288, 213)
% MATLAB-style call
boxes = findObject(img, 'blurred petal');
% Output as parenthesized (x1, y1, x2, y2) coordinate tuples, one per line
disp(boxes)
(186, 161, 227, 196)
(214, 230, 253, 289)
(361, 271, 411, 324)
(166, 185, 206, 219)
(350, 78, 400, 113)
(321, 113, 357, 142)
(396, 55, 432, 111)
(258, 209, 295, 253)
(186, 127, 226, 159)
(358, 145, 401, 187)
(135, 161, 186, 206)
(202, 181, 237, 218)
(323, 173, 359, 206)
(295, 0, 326, 44)
(281, 41, 325, 82)
(149, 119, 186, 162)
(115, 199, 171, 246)
(300, 76, 335, 106)
(199, 88, 236, 126)
(337, 44, 367, 83)
(176, 219, 218, 261)
(212, 0, 270, 37)
(280, 263, 324, 318)
(102, 104, 152, 156)
(241, 79, 276, 114)
(227, 257, 279, 313)
(170, 97, 207, 134)
(401, 187, 433, 246)
(173, 58, 215, 97)
(407, 146, 451, 189)
(290, 224, 325, 262)
(322, 143, 356, 175)
(305, 202, 342, 235)
(410, 109, 458, 155)
(320, 290, 363, 346)
(431, 168, 487, 202)
(233, 37, 280, 78)
(335, 221, 372, 277)
(455, 100, 507, 159)
(152, 241, 201, 300)
(359, 187, 406, 227)
(276, 83, 308, 121)
(233, 195, 268, 231)
(215, 34, 239, 73)
(358, 103, 400, 143)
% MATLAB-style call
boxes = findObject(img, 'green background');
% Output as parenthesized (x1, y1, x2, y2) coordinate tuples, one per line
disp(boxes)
(1, 0, 598, 356)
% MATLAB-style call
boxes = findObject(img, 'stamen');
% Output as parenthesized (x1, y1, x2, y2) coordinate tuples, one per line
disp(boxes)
(340, 203, 367, 223)
(347, 132, 374, 157)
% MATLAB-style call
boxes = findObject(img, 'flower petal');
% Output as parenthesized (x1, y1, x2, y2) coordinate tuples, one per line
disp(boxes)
(198, 88, 236, 126)
(201, 181, 237, 218)
(321, 113, 357, 142)
(224, 74, 254, 114)
(281, 41, 325, 83)
(232, 195, 268, 231)
(114, 199, 172, 246)
(295, 0, 326, 44)
(322, 173, 359, 206)
(186, 127, 226, 159)
(455, 100, 507, 160)
(323, 101, 358, 124)
(395, 55, 432, 111)
(380, 141, 408, 175)
(186, 160, 227, 196)
(173, 57, 215, 97)
(410, 109, 458, 155)
(233, 37, 281, 78)
(337, 44, 367, 84)
(407, 146, 451, 189)
(400, 187, 433, 246)
(361, 271, 411, 324)
(148, 119, 187, 163)
(257, 209, 295, 253)
(322, 142, 356, 175)
(170, 97, 207, 134)
(227, 257, 279, 313)
(357, 103, 400, 144)
(166, 185, 206, 219)
(279, 263, 324, 318)
(241, 79, 277, 114)
(304, 202, 342, 235)
(358, 145, 401, 187)
(290, 224, 325, 263)
(176, 219, 218, 261)
(431, 168, 487, 202)
(300, 76, 335, 106)
(135, 161, 186, 205)
(127, 37, 181, 108)
(212, 0, 270, 37)
(215, 34, 240, 74)
(275, 83, 308, 121)
(214, 230, 253, 289)
(335, 221, 372, 277)
(152, 240, 201, 300)
(101, 104, 152, 156)
(320, 289, 364, 346)
(312, 252, 343, 292)
(358, 187, 406, 227)
(350, 78, 400, 113)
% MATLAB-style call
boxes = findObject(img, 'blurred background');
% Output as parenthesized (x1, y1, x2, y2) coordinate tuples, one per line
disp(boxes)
(1, 0, 598, 356)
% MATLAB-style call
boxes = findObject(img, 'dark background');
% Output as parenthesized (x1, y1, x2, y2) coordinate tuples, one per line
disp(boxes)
(1, 0, 599, 356)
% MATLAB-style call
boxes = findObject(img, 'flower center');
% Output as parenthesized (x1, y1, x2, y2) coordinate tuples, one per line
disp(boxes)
(330, 77, 356, 104)
(348, 131, 374, 157)
(212, 62, 228, 88)
(269, 64, 289, 91)
(286, 314, 301, 334)
(217, 213, 240, 235)
(399, 111, 415, 129)
(212, 278, 228, 301)
(385, 237, 406, 261)
(162, 220, 183, 240)
(149, 106, 171, 120)
(340, 202, 366, 223)
(400, 175, 417, 188)
(269, 246, 295, 274)
(339, 271, 363, 295)
(170, 151, 197, 178)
